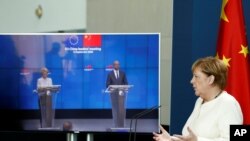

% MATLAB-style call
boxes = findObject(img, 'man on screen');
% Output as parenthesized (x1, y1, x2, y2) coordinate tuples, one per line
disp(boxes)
(37, 67, 53, 128)
(106, 60, 128, 128)
(106, 60, 128, 87)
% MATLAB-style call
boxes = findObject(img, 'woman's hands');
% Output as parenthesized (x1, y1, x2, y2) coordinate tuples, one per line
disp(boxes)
(153, 126, 197, 141)
(153, 125, 172, 141)
(172, 127, 197, 141)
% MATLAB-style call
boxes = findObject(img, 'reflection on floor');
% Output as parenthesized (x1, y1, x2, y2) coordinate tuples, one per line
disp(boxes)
(22, 119, 158, 133)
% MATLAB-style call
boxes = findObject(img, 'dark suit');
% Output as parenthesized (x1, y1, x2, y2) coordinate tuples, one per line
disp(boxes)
(106, 70, 128, 127)
(106, 70, 128, 88)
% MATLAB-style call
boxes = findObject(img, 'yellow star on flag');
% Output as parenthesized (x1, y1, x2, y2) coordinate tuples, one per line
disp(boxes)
(222, 55, 231, 67)
(238, 45, 249, 58)
(84, 35, 91, 40)
(216, 52, 219, 59)
(221, 0, 229, 22)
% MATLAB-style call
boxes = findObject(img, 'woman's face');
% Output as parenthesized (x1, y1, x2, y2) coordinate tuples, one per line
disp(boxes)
(41, 70, 48, 78)
(190, 67, 211, 96)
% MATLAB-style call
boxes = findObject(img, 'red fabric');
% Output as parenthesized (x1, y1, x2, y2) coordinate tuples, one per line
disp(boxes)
(83, 35, 102, 47)
(216, 0, 250, 124)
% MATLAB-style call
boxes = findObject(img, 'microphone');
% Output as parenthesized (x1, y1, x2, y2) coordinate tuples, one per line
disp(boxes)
(129, 105, 159, 141)
(128, 105, 161, 141)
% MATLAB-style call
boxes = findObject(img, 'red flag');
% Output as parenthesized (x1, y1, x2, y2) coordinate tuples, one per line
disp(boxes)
(216, 0, 250, 124)
(83, 35, 102, 47)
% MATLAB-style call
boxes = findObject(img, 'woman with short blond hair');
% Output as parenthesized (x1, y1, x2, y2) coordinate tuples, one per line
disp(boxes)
(153, 57, 243, 141)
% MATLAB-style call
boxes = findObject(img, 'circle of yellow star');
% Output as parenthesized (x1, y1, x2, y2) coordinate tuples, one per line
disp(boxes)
(238, 44, 249, 58)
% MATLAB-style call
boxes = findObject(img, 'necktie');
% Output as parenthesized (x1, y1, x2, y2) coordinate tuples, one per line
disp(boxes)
(117, 71, 119, 78)
(115, 70, 119, 79)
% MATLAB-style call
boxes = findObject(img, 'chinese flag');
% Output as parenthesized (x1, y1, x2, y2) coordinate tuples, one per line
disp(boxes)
(83, 35, 102, 47)
(216, 0, 250, 124)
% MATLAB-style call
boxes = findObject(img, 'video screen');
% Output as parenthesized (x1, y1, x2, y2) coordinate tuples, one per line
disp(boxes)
(0, 34, 159, 132)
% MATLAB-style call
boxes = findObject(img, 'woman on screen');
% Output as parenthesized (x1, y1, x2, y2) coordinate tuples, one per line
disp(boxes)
(37, 67, 53, 128)
(153, 57, 243, 141)
(37, 67, 52, 88)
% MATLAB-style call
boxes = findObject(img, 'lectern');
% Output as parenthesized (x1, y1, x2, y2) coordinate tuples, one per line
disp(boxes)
(36, 85, 61, 130)
(105, 85, 133, 131)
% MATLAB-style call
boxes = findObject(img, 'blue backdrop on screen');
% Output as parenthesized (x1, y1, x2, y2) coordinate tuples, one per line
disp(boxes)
(0, 34, 159, 110)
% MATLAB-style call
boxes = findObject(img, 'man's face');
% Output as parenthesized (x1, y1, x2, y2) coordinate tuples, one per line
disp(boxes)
(113, 61, 120, 70)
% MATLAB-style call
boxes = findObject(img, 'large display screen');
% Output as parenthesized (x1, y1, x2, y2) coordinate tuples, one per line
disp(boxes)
(0, 34, 159, 132)
(0, 34, 159, 110)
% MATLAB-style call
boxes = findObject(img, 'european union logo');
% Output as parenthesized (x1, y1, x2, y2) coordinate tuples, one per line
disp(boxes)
(63, 35, 83, 48)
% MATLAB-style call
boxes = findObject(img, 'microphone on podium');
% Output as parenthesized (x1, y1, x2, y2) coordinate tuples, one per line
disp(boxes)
(129, 105, 161, 141)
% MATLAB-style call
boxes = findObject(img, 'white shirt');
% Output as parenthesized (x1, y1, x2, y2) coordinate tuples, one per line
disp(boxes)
(37, 77, 53, 88)
(182, 91, 243, 141)
(113, 70, 119, 79)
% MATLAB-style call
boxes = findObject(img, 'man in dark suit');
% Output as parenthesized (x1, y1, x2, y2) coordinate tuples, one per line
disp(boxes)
(106, 60, 128, 87)
(106, 60, 128, 128)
